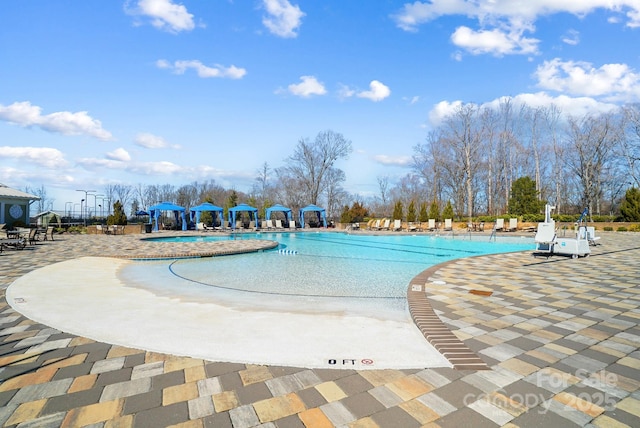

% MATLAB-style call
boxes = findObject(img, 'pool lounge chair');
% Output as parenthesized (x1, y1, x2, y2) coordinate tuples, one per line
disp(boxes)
(274, 219, 284, 230)
(444, 218, 453, 231)
(369, 219, 381, 230)
(494, 218, 504, 231)
(427, 219, 436, 231)
(380, 218, 391, 230)
(506, 218, 518, 232)
(392, 219, 402, 231)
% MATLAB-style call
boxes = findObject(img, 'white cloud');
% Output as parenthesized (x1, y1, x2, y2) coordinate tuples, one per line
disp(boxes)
(106, 148, 131, 162)
(337, 84, 356, 100)
(262, 0, 305, 38)
(534, 58, 640, 102)
(392, 1, 640, 55)
(451, 25, 539, 56)
(0, 101, 113, 141)
(157, 59, 247, 79)
(428, 92, 620, 127)
(561, 29, 580, 45)
(134, 132, 181, 149)
(0, 146, 69, 169)
(372, 154, 412, 166)
(287, 76, 327, 97)
(357, 80, 391, 102)
(127, 0, 195, 33)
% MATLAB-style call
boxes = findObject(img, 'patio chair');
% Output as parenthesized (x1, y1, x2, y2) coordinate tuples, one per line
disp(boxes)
(444, 218, 453, 231)
(369, 219, 381, 230)
(506, 218, 518, 232)
(427, 219, 436, 231)
(380, 219, 391, 230)
(275, 219, 284, 230)
(44, 226, 55, 241)
(28, 228, 40, 245)
(494, 218, 504, 231)
(393, 219, 402, 231)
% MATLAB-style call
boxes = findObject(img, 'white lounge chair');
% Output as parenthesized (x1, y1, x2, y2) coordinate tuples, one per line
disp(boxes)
(494, 218, 504, 231)
(380, 219, 391, 230)
(444, 218, 452, 231)
(369, 219, 381, 230)
(506, 218, 518, 232)
(275, 219, 284, 230)
(392, 219, 402, 231)
(427, 219, 436, 231)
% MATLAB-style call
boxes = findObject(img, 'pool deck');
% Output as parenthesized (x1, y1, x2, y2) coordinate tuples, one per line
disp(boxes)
(1, 230, 639, 427)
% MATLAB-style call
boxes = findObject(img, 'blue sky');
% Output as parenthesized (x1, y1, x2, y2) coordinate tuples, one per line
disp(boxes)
(1, 0, 640, 210)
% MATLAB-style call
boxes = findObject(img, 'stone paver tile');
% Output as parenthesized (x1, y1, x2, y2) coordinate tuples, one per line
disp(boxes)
(417, 392, 457, 416)
(0, 366, 58, 392)
(68, 374, 98, 393)
(320, 400, 357, 426)
(315, 381, 347, 402)
(553, 391, 606, 417)
(8, 378, 73, 405)
(100, 377, 151, 402)
(468, 398, 514, 426)
(618, 356, 640, 370)
(358, 370, 406, 387)
(197, 377, 222, 396)
(386, 375, 433, 401)
(163, 381, 199, 405)
(43, 353, 87, 371)
(229, 403, 260, 428)
(616, 396, 640, 418)
(62, 399, 124, 426)
(486, 391, 528, 417)
(90, 356, 126, 374)
(347, 416, 381, 428)
(591, 414, 635, 428)
(104, 414, 135, 427)
(298, 407, 333, 428)
(253, 392, 306, 423)
(212, 391, 239, 413)
(188, 395, 215, 419)
(184, 364, 207, 383)
(498, 358, 540, 377)
(399, 399, 440, 424)
(368, 385, 404, 408)
(239, 365, 273, 386)
(4, 398, 47, 426)
(131, 361, 164, 379)
(107, 346, 144, 359)
(164, 356, 204, 373)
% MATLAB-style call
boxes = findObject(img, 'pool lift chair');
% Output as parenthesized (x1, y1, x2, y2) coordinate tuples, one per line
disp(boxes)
(534, 205, 591, 259)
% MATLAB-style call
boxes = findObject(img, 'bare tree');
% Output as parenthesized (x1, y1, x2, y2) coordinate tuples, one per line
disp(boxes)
(565, 113, 621, 218)
(277, 130, 352, 206)
(622, 104, 640, 187)
(26, 185, 50, 213)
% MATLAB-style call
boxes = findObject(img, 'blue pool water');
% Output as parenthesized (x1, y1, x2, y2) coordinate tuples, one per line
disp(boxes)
(130, 232, 533, 301)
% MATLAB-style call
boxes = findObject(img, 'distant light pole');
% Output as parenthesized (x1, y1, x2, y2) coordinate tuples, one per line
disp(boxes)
(74, 203, 81, 220)
(76, 189, 96, 226)
(65, 202, 73, 218)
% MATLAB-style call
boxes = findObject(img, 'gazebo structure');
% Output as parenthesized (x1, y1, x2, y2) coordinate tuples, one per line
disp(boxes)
(34, 211, 62, 228)
(190, 202, 224, 230)
(228, 204, 259, 230)
(265, 204, 293, 224)
(0, 183, 40, 229)
(148, 201, 187, 231)
(299, 204, 327, 228)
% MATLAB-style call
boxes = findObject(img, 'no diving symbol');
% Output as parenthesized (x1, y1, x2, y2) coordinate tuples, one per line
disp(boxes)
(361, 359, 374, 365)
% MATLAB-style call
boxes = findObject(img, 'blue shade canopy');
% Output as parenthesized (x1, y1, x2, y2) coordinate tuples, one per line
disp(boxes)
(190, 202, 224, 229)
(299, 204, 327, 228)
(228, 204, 259, 229)
(148, 201, 187, 231)
(265, 204, 292, 221)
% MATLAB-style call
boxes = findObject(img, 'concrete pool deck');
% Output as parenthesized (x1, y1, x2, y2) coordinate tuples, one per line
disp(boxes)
(1, 231, 639, 427)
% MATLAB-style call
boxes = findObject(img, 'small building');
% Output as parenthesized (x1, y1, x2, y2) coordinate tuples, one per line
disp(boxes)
(0, 183, 40, 228)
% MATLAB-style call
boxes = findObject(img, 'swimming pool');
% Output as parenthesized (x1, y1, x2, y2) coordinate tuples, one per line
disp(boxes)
(121, 232, 533, 316)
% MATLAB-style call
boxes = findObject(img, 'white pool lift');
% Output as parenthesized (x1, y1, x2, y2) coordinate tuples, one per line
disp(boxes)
(534, 205, 591, 259)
